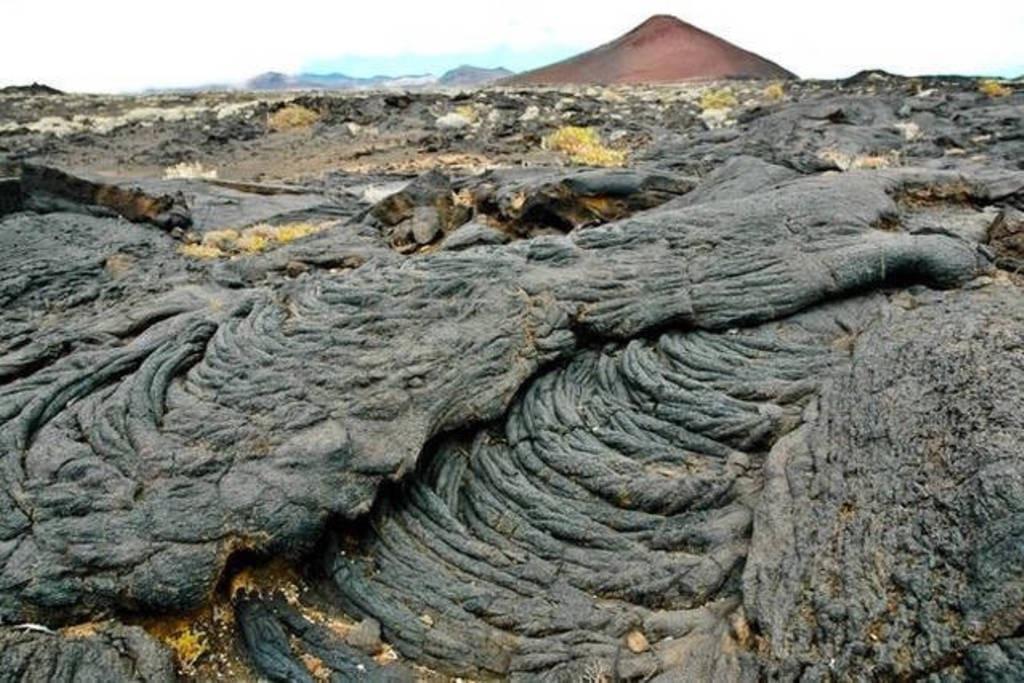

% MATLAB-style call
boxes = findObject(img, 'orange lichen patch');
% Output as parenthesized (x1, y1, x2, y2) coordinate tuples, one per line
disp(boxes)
(178, 222, 330, 259)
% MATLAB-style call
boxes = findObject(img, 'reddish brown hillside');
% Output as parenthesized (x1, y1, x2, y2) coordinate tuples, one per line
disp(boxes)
(506, 14, 796, 85)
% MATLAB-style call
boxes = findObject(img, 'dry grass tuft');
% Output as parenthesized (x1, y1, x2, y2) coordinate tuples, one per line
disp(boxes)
(979, 79, 1013, 98)
(700, 87, 738, 111)
(543, 126, 627, 167)
(163, 161, 218, 180)
(248, 222, 324, 244)
(234, 232, 269, 253)
(178, 243, 225, 259)
(178, 222, 327, 259)
(763, 82, 786, 102)
(268, 104, 320, 131)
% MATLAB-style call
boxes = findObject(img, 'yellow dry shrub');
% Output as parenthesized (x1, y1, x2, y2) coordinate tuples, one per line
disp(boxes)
(268, 104, 320, 131)
(202, 229, 241, 250)
(247, 222, 323, 244)
(165, 626, 208, 670)
(234, 232, 269, 253)
(763, 82, 785, 102)
(700, 87, 738, 111)
(178, 243, 224, 259)
(454, 104, 479, 123)
(179, 222, 327, 259)
(543, 126, 627, 167)
(979, 79, 1012, 98)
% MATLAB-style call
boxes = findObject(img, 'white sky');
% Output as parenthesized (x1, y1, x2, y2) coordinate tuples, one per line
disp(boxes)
(3, 0, 1022, 92)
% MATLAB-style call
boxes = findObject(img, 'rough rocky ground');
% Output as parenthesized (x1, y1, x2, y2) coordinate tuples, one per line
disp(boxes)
(1, 72, 1023, 681)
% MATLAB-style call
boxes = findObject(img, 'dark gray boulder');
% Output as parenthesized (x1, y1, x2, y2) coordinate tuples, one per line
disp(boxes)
(745, 284, 1024, 680)
(439, 221, 511, 250)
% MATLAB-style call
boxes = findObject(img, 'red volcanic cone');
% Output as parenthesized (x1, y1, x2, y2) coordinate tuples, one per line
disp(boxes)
(506, 14, 796, 85)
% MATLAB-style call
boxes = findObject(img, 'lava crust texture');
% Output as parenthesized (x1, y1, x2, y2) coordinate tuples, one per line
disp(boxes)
(1, 76, 1024, 681)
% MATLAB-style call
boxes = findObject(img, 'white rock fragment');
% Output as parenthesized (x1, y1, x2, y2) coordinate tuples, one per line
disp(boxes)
(895, 121, 921, 141)
(435, 112, 472, 130)
(700, 107, 733, 130)
(519, 105, 540, 122)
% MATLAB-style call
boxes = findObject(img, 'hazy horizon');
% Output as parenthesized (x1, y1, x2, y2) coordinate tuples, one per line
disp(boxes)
(3, 1, 1023, 93)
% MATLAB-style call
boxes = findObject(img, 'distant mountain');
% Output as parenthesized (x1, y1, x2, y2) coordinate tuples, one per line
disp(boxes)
(0, 82, 64, 95)
(505, 14, 795, 85)
(244, 71, 431, 90)
(439, 65, 514, 87)
(243, 66, 511, 92)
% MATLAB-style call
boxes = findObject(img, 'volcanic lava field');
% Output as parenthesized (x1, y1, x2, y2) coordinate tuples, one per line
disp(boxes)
(2, 73, 1024, 681)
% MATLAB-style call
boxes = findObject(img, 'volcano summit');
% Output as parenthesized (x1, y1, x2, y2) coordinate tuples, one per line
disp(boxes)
(507, 14, 796, 85)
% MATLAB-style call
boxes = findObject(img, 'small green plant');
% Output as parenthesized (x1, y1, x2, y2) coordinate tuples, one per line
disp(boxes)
(542, 126, 627, 167)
